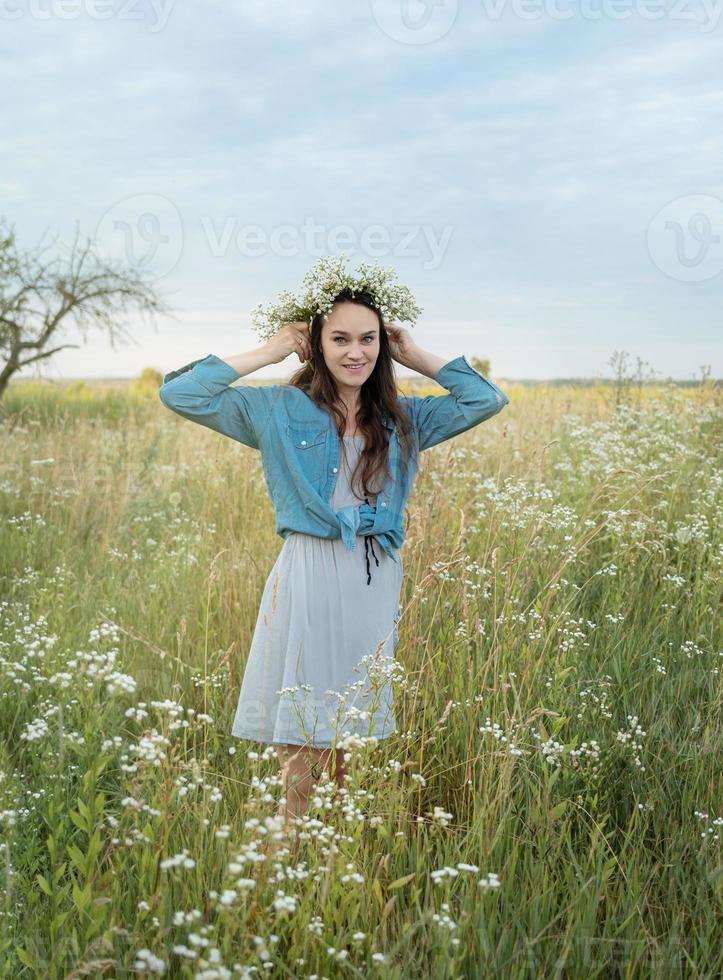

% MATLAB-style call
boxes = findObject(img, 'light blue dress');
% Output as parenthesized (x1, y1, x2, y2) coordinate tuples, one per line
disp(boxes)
(231, 435, 403, 748)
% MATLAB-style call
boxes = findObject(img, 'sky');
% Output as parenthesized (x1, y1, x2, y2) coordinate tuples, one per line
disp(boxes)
(2, 0, 721, 382)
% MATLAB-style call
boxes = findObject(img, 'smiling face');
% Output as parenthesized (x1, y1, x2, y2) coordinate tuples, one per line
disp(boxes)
(320, 301, 381, 397)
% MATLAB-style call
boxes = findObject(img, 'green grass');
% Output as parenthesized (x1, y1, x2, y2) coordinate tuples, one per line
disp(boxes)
(0, 376, 721, 978)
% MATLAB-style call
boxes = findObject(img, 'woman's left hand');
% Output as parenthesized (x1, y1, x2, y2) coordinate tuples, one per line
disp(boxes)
(384, 322, 418, 368)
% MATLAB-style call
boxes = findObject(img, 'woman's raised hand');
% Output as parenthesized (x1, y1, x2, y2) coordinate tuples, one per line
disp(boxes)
(384, 321, 417, 369)
(264, 322, 313, 365)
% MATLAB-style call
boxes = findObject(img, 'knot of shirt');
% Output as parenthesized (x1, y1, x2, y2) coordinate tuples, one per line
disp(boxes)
(335, 500, 380, 585)
(335, 501, 376, 552)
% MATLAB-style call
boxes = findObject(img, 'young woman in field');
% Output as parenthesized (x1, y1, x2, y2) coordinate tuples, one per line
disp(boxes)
(159, 283, 510, 832)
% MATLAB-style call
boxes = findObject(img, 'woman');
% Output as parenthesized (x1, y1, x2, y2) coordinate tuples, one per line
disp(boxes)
(159, 287, 510, 826)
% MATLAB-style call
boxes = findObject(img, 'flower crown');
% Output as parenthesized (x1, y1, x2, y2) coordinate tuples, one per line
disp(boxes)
(249, 255, 423, 343)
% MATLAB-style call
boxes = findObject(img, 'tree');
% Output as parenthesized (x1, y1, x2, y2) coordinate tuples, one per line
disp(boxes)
(0, 216, 173, 402)
(470, 355, 491, 377)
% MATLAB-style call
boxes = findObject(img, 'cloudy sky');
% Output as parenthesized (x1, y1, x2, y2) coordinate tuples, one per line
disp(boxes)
(2, 0, 721, 381)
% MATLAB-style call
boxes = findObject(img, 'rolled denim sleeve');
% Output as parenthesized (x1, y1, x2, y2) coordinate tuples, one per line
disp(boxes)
(158, 354, 283, 450)
(406, 354, 509, 452)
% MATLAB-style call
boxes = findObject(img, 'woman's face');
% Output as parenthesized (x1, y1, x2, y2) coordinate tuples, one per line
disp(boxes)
(319, 301, 381, 394)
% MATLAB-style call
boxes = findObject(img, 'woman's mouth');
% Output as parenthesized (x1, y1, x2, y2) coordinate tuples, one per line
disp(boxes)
(343, 364, 364, 372)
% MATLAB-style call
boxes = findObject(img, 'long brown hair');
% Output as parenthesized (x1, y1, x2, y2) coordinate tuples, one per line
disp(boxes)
(286, 288, 418, 500)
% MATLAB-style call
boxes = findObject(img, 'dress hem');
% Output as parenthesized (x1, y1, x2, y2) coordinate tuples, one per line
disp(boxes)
(231, 728, 397, 748)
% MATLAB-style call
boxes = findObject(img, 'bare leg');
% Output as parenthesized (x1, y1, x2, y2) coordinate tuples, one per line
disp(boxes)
(275, 744, 332, 822)
(275, 743, 348, 821)
(330, 746, 348, 794)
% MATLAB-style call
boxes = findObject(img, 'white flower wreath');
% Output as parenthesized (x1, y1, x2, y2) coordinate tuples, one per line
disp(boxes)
(249, 255, 423, 343)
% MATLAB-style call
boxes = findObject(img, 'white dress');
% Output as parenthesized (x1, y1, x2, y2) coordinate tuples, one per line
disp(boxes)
(231, 435, 403, 748)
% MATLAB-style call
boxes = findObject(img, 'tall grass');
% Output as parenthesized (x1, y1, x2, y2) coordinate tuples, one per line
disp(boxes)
(0, 374, 720, 978)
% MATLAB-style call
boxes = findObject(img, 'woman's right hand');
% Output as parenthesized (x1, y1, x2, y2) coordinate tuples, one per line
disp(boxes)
(263, 322, 313, 365)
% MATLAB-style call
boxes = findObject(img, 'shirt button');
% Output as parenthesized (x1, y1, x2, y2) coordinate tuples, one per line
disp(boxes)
(300, 440, 307, 446)
(332, 467, 338, 473)
(381, 502, 387, 508)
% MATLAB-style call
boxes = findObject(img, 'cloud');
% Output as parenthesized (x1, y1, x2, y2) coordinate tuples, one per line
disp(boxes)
(0, 4, 719, 377)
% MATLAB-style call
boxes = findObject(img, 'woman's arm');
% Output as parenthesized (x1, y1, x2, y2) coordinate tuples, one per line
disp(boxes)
(159, 324, 313, 449)
(402, 345, 510, 452)
(216, 346, 279, 376)
(404, 347, 449, 380)
(159, 345, 285, 451)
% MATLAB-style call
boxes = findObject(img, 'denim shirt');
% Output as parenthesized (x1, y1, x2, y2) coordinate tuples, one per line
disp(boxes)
(158, 354, 509, 575)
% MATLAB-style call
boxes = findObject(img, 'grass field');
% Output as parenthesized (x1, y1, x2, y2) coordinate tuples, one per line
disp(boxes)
(1, 371, 721, 978)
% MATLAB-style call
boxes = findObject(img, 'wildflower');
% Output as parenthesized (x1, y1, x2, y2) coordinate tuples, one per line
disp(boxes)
(273, 891, 298, 914)
(432, 902, 458, 931)
(250, 255, 422, 342)
(160, 849, 195, 871)
(431, 866, 460, 883)
(133, 948, 166, 974)
(429, 806, 454, 827)
(308, 915, 324, 936)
